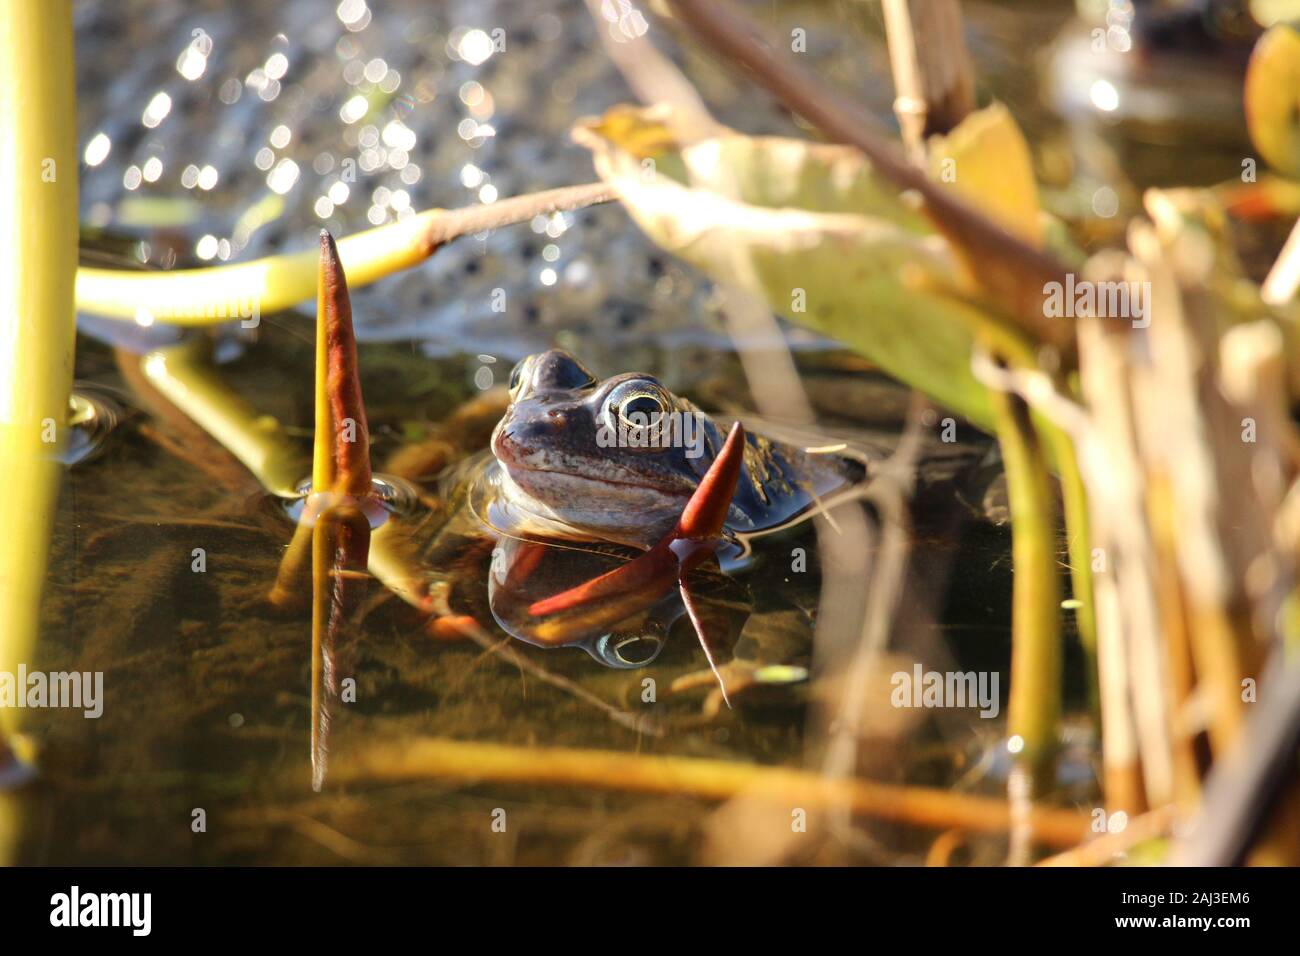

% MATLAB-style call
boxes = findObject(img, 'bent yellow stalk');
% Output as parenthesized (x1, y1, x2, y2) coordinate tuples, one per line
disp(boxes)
(78, 210, 439, 324)
(329, 736, 1091, 848)
(75, 182, 614, 324)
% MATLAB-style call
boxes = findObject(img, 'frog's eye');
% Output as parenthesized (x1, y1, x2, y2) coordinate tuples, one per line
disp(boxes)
(603, 381, 671, 447)
(507, 357, 530, 399)
(532, 350, 598, 392)
(590, 630, 665, 668)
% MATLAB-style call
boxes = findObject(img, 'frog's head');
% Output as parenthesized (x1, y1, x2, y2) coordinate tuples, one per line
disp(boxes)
(489, 349, 722, 546)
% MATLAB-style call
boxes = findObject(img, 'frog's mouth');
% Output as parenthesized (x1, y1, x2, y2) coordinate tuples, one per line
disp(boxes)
(487, 460, 690, 548)
(491, 426, 694, 500)
(498, 458, 689, 505)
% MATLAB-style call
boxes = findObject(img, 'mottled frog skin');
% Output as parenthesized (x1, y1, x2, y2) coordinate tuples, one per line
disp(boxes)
(486, 349, 865, 549)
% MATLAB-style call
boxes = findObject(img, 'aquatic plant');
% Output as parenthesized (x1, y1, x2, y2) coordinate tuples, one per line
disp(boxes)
(0, 2, 78, 845)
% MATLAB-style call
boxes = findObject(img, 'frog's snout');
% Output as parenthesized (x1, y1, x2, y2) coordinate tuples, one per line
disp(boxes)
(492, 412, 562, 468)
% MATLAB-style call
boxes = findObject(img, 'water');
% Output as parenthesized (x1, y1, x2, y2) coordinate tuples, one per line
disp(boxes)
(22, 330, 1044, 865)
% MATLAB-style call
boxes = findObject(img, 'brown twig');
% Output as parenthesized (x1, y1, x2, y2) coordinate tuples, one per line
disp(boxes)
(314, 231, 372, 496)
(882, 0, 974, 159)
(418, 181, 617, 254)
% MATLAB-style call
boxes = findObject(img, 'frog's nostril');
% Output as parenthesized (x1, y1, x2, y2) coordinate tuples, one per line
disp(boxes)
(495, 417, 558, 465)
(506, 418, 557, 445)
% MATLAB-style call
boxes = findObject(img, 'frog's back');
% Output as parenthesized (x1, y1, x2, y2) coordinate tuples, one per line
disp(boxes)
(723, 422, 868, 538)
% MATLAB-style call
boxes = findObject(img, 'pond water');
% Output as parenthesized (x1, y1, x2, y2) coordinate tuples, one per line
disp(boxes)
(12, 0, 1256, 864)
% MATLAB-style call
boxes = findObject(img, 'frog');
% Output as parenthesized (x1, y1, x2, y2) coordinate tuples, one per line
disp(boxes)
(485, 348, 866, 551)
(377, 348, 871, 708)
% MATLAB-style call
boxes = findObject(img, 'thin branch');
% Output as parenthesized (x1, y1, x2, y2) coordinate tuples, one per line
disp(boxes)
(418, 181, 617, 252)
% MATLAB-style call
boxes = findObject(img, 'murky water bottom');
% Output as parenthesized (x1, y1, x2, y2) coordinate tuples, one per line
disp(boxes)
(15, 326, 1088, 866)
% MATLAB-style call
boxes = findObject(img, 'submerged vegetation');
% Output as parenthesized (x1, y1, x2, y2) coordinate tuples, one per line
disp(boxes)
(2, 0, 1299, 867)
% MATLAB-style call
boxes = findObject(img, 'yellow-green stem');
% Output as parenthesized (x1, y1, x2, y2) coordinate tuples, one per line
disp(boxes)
(990, 384, 1063, 795)
(78, 210, 436, 324)
(0, 0, 78, 742)
(1042, 419, 1099, 725)
(0, 0, 77, 863)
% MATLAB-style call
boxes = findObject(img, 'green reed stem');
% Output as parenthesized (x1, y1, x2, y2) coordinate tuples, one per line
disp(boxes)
(989, 382, 1063, 796)
(1042, 418, 1099, 726)
(0, 0, 78, 863)
(0, 0, 78, 744)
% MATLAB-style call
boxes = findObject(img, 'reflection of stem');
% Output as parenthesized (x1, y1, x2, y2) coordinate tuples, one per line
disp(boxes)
(116, 346, 261, 494)
(270, 521, 313, 610)
(311, 506, 371, 792)
(329, 736, 1089, 848)
(77, 183, 615, 323)
(310, 522, 332, 793)
(141, 338, 306, 498)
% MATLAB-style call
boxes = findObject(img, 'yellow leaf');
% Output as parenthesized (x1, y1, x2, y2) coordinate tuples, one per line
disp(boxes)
(1245, 24, 1300, 179)
(927, 102, 1044, 248)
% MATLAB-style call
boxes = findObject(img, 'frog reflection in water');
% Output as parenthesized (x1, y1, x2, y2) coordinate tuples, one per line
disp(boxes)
(405, 349, 867, 708)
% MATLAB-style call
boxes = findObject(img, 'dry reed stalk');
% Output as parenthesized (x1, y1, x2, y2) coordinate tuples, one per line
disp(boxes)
(1128, 220, 1257, 759)
(882, 0, 974, 157)
(1075, 315, 1151, 815)
(329, 736, 1091, 847)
